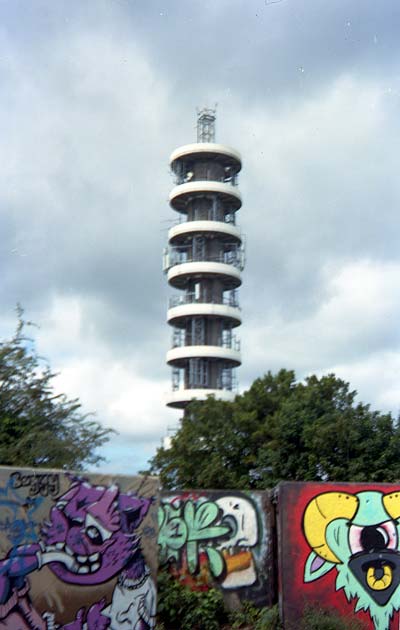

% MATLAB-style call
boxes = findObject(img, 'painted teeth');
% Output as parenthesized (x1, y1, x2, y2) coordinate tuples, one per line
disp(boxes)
(77, 554, 100, 565)
(48, 545, 101, 574)
(78, 566, 89, 574)
(77, 555, 88, 563)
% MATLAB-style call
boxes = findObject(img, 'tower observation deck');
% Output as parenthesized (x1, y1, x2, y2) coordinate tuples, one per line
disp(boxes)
(163, 109, 244, 409)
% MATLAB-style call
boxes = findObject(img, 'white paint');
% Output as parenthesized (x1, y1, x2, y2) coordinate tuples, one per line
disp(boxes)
(170, 143, 242, 168)
(216, 496, 259, 589)
(165, 388, 235, 408)
(167, 303, 242, 327)
(216, 496, 258, 548)
(103, 572, 156, 630)
(169, 181, 242, 211)
(168, 261, 242, 288)
(168, 221, 242, 244)
(166, 345, 241, 366)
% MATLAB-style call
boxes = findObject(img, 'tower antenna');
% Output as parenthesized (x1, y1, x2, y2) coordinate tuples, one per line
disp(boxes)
(196, 106, 217, 143)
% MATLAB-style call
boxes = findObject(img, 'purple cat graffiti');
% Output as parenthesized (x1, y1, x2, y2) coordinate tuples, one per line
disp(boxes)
(0, 476, 156, 629)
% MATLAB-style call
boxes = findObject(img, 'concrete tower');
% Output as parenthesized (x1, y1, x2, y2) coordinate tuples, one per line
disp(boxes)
(164, 109, 244, 408)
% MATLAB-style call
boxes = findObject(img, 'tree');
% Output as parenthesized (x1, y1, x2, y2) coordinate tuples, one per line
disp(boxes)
(149, 370, 400, 489)
(0, 310, 113, 469)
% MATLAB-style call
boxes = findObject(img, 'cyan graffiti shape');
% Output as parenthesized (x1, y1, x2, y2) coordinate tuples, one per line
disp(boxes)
(303, 490, 400, 630)
(158, 499, 230, 577)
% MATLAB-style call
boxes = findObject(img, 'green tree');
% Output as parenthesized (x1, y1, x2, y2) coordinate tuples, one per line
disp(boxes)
(0, 310, 113, 469)
(149, 370, 400, 489)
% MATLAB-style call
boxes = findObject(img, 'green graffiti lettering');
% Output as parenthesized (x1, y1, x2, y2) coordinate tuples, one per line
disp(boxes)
(158, 498, 229, 577)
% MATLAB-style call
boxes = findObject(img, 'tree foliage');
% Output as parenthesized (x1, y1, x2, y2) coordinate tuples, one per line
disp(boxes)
(150, 370, 400, 489)
(0, 311, 113, 470)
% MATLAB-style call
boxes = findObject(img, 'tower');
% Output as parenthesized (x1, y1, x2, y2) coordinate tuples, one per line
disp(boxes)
(163, 109, 244, 408)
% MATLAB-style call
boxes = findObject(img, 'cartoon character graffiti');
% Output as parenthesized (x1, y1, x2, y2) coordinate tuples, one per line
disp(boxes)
(215, 496, 258, 589)
(158, 493, 259, 590)
(0, 475, 156, 629)
(303, 490, 400, 630)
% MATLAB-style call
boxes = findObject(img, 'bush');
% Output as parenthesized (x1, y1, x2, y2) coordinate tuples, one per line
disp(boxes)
(300, 606, 364, 630)
(255, 605, 282, 630)
(156, 574, 363, 630)
(156, 569, 282, 629)
(229, 602, 281, 629)
(157, 570, 227, 630)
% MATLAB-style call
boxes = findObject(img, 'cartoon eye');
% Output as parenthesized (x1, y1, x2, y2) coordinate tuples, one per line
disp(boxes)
(84, 513, 113, 546)
(86, 525, 103, 545)
(349, 520, 397, 554)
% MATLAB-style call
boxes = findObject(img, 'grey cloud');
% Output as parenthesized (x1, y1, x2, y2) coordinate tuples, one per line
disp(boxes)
(110, 0, 400, 110)
(1, 0, 400, 472)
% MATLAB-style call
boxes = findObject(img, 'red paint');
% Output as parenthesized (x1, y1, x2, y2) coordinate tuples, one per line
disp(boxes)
(169, 491, 206, 506)
(168, 550, 211, 591)
(278, 482, 400, 630)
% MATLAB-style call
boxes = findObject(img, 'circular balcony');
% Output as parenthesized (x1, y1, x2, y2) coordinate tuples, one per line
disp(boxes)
(170, 143, 242, 174)
(168, 221, 242, 245)
(166, 345, 241, 367)
(167, 261, 242, 290)
(166, 387, 236, 409)
(169, 181, 242, 213)
(167, 301, 242, 328)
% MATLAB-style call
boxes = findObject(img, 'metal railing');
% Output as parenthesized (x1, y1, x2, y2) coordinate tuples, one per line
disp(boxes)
(217, 371, 238, 392)
(171, 379, 237, 393)
(164, 249, 245, 272)
(175, 174, 238, 187)
(222, 336, 241, 351)
(171, 331, 240, 351)
(170, 213, 238, 226)
(169, 292, 240, 309)
(171, 364, 238, 392)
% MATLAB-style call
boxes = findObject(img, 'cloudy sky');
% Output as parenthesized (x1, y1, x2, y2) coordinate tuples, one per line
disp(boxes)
(1, 0, 400, 474)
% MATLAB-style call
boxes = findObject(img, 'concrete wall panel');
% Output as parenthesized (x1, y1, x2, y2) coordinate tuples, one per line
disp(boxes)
(0, 466, 159, 629)
(159, 489, 274, 608)
(277, 481, 400, 630)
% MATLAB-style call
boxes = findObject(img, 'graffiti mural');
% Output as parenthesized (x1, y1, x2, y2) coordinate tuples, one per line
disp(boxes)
(278, 482, 400, 630)
(0, 466, 159, 629)
(159, 490, 273, 607)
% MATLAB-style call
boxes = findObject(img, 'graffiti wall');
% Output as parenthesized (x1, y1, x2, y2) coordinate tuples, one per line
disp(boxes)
(159, 490, 274, 607)
(278, 481, 400, 630)
(0, 465, 159, 629)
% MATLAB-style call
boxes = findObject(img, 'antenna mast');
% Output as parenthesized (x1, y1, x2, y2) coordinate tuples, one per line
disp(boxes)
(196, 107, 216, 143)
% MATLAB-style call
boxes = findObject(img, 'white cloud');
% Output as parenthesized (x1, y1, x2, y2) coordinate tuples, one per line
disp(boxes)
(325, 352, 400, 416)
(53, 358, 171, 439)
(34, 294, 177, 441)
(243, 259, 400, 407)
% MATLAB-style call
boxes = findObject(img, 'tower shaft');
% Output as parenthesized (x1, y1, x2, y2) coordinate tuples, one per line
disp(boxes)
(164, 111, 244, 408)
